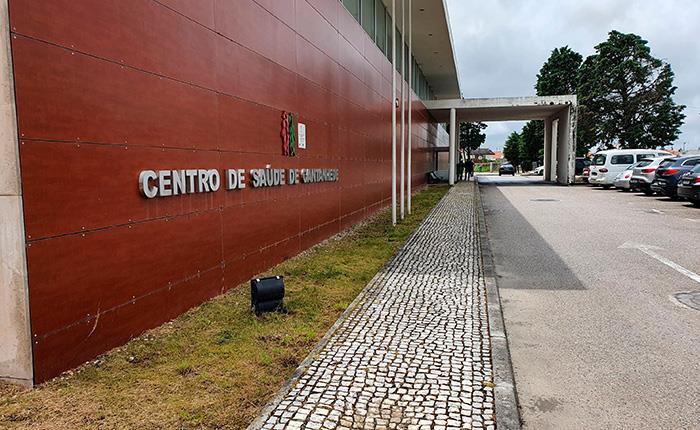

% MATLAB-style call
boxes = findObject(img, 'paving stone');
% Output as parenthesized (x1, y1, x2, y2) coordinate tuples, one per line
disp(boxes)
(256, 183, 495, 429)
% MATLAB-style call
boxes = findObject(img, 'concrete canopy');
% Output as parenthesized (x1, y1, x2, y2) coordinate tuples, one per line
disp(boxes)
(380, 0, 461, 99)
(424, 95, 576, 122)
(424, 96, 578, 185)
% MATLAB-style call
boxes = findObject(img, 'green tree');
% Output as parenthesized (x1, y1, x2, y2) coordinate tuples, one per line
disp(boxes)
(536, 46, 583, 96)
(503, 132, 523, 168)
(577, 31, 685, 149)
(520, 121, 544, 168)
(521, 46, 583, 164)
(459, 122, 487, 157)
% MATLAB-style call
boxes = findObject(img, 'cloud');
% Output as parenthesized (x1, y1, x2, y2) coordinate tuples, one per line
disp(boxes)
(446, 0, 700, 151)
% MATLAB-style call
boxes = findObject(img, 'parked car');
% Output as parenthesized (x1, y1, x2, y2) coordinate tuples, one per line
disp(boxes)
(613, 163, 639, 190)
(651, 156, 700, 198)
(582, 166, 590, 182)
(534, 165, 545, 176)
(589, 149, 671, 188)
(629, 157, 667, 195)
(499, 164, 515, 176)
(677, 164, 700, 206)
(575, 157, 591, 175)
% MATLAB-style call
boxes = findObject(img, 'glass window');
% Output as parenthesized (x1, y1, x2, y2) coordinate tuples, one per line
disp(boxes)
(611, 154, 634, 165)
(412, 57, 418, 90)
(405, 43, 409, 76)
(659, 159, 676, 168)
(386, 12, 392, 61)
(636, 160, 652, 168)
(342, 0, 360, 22)
(593, 154, 607, 165)
(395, 29, 402, 72)
(361, 0, 375, 39)
(682, 158, 700, 166)
(637, 154, 654, 161)
(375, 1, 386, 53)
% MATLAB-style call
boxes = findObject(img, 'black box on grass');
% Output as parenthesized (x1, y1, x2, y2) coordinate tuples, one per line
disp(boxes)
(251, 276, 285, 315)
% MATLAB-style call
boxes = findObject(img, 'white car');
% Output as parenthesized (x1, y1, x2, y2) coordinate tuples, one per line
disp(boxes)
(589, 149, 672, 188)
(534, 166, 545, 176)
(613, 162, 644, 190)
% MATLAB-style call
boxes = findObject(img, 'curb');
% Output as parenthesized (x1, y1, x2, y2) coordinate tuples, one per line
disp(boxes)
(247, 186, 450, 430)
(474, 179, 522, 430)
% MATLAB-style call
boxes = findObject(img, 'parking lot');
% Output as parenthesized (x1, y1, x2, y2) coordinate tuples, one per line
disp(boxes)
(478, 175, 699, 429)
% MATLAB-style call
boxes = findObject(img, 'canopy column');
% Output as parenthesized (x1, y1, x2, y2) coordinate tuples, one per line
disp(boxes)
(448, 108, 456, 186)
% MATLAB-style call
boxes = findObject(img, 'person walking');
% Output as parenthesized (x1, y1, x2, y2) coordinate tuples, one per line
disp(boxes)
(465, 157, 474, 181)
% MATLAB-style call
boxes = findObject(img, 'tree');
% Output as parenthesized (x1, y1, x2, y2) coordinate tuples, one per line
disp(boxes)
(536, 46, 583, 96)
(503, 132, 523, 168)
(459, 122, 487, 157)
(521, 46, 583, 164)
(577, 31, 685, 150)
(520, 121, 544, 168)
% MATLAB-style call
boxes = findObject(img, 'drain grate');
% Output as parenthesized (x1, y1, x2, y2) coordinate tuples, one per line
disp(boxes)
(530, 198, 559, 202)
(673, 291, 700, 311)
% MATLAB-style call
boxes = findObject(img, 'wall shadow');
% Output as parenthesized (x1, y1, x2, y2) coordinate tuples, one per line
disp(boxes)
(479, 183, 586, 290)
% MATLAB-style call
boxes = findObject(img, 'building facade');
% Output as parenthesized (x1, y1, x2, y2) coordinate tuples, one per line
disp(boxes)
(0, 0, 459, 385)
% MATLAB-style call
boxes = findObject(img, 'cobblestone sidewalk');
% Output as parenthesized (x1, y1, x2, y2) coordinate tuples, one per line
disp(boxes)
(252, 182, 497, 430)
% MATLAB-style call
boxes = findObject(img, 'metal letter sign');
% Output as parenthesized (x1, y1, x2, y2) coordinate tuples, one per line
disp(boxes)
(139, 167, 339, 198)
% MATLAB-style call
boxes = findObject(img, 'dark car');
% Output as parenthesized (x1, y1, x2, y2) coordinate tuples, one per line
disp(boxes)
(499, 164, 515, 176)
(677, 164, 700, 206)
(575, 157, 591, 176)
(651, 156, 700, 198)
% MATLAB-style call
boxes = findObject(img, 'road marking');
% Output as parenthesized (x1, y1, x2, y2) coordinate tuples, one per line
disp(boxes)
(620, 242, 700, 284)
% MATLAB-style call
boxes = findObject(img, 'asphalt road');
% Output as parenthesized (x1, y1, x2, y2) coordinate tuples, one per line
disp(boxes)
(478, 174, 700, 430)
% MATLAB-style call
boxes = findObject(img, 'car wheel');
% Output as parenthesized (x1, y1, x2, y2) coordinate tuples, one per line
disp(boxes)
(643, 189, 654, 196)
(692, 199, 700, 207)
(602, 185, 612, 189)
(498, 173, 502, 176)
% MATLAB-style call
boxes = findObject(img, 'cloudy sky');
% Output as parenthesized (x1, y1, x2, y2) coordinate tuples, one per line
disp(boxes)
(445, 0, 700, 151)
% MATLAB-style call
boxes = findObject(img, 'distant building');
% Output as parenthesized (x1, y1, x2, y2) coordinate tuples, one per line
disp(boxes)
(485, 150, 504, 161)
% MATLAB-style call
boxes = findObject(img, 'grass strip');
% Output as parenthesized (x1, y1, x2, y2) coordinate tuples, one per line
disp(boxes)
(0, 185, 448, 430)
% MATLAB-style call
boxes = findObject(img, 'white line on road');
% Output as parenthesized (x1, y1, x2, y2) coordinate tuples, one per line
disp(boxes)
(620, 242, 700, 284)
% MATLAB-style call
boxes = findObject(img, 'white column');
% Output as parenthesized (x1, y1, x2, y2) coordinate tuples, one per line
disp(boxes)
(567, 104, 577, 184)
(406, 0, 412, 214)
(543, 118, 552, 181)
(0, 0, 33, 387)
(391, 0, 396, 225)
(550, 118, 559, 182)
(557, 109, 572, 185)
(399, 0, 405, 220)
(449, 108, 456, 186)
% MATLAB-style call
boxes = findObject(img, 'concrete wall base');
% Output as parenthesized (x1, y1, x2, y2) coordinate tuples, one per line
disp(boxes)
(0, 0, 33, 386)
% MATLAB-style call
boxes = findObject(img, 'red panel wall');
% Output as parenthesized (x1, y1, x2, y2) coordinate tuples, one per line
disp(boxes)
(9, 0, 442, 383)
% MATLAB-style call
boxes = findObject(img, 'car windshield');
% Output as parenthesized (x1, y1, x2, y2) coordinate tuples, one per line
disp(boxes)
(593, 154, 606, 165)
(692, 164, 700, 173)
(659, 159, 676, 168)
(635, 160, 652, 168)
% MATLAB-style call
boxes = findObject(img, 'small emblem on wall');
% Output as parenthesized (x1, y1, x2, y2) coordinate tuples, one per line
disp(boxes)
(298, 123, 306, 149)
(281, 111, 296, 156)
